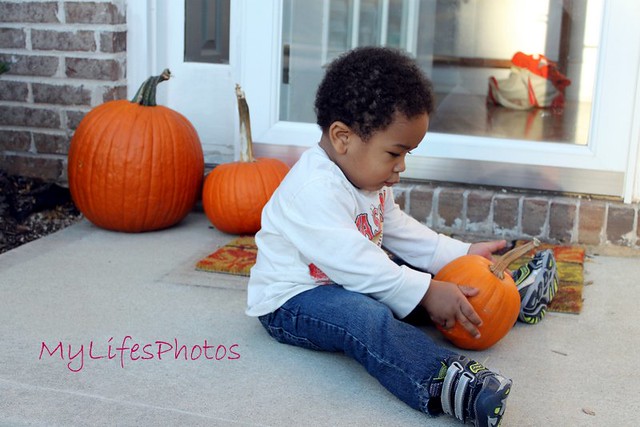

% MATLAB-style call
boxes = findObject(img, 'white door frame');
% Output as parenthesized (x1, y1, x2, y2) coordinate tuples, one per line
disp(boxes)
(127, 0, 640, 202)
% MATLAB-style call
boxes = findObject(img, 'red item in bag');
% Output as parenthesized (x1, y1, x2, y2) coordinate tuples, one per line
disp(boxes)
(488, 52, 571, 110)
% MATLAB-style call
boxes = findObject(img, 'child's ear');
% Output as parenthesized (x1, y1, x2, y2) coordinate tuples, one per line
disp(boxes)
(328, 121, 352, 155)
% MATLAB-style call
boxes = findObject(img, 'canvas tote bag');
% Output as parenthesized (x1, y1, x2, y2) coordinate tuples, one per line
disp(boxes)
(487, 52, 571, 110)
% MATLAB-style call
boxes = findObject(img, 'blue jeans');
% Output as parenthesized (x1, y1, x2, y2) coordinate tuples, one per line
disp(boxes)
(258, 284, 456, 415)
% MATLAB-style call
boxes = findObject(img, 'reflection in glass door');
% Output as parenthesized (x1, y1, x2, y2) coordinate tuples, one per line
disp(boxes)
(281, 0, 426, 123)
(280, 0, 600, 146)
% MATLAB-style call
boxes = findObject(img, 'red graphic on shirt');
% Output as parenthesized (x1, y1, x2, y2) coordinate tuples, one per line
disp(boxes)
(308, 263, 332, 284)
(355, 213, 374, 240)
(307, 189, 388, 283)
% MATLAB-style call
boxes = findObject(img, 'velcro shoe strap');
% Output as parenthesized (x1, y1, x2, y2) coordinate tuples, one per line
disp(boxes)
(455, 372, 474, 422)
(441, 361, 461, 416)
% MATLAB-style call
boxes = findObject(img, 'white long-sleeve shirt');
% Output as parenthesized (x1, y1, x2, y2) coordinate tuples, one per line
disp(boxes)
(246, 144, 470, 319)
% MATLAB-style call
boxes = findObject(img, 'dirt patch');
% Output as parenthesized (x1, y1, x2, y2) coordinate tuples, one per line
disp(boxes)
(0, 172, 82, 254)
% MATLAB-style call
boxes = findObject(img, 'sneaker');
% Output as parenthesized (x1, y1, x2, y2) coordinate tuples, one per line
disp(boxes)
(431, 355, 512, 426)
(512, 249, 559, 324)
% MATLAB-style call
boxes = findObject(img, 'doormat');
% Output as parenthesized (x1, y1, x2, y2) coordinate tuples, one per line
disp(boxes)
(196, 237, 586, 314)
(195, 236, 257, 276)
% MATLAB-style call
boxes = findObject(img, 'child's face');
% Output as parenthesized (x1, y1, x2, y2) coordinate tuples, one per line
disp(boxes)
(336, 112, 429, 191)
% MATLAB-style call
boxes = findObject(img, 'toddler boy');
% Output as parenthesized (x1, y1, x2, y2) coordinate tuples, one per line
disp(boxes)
(246, 46, 557, 426)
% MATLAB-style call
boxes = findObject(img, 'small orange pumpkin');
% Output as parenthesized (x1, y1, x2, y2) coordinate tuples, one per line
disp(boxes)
(68, 69, 204, 232)
(202, 85, 289, 234)
(435, 239, 540, 350)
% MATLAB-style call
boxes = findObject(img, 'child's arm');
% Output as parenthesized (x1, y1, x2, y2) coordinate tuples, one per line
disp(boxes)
(381, 198, 471, 274)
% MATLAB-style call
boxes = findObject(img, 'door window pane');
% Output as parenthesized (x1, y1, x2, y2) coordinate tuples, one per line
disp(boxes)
(280, 0, 600, 145)
(184, 0, 230, 64)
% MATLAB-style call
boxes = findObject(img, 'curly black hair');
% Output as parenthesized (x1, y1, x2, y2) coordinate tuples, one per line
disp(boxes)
(314, 46, 434, 141)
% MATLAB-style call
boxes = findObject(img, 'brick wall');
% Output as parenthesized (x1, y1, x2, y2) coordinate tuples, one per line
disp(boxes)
(1, 1, 638, 251)
(394, 182, 640, 250)
(0, 0, 126, 183)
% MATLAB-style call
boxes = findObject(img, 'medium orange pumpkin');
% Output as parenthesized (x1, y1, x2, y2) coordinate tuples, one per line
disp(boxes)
(434, 239, 540, 350)
(68, 69, 204, 232)
(202, 85, 289, 234)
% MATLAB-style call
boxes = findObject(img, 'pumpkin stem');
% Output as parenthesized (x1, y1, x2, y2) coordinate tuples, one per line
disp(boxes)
(131, 69, 172, 106)
(490, 238, 541, 279)
(236, 84, 255, 162)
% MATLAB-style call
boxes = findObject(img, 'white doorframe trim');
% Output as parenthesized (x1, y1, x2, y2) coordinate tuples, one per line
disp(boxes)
(126, 0, 158, 99)
(624, 59, 640, 203)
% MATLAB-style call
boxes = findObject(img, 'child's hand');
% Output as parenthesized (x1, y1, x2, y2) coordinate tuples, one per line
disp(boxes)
(468, 239, 507, 261)
(421, 280, 483, 339)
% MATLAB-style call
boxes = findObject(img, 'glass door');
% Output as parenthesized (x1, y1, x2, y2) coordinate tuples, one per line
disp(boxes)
(281, 0, 424, 124)
(239, 0, 640, 199)
(281, 0, 597, 145)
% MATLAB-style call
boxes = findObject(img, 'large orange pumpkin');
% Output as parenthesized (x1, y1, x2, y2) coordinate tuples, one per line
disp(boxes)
(435, 239, 540, 350)
(202, 85, 289, 234)
(68, 69, 204, 232)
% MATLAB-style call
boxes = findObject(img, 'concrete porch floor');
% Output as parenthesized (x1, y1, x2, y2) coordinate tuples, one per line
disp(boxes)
(0, 212, 638, 426)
